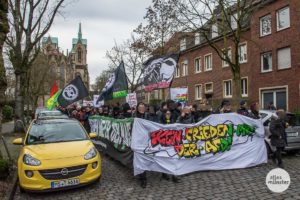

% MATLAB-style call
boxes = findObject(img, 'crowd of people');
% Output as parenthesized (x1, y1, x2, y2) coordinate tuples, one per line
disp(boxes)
(56, 99, 287, 188)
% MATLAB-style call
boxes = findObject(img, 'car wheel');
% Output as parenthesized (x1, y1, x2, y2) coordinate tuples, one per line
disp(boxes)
(19, 185, 25, 193)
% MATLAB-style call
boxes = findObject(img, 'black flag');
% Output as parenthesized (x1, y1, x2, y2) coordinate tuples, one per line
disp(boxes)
(143, 53, 179, 92)
(58, 76, 89, 107)
(97, 61, 128, 102)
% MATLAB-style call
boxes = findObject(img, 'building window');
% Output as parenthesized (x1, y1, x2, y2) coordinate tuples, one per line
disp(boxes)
(175, 66, 180, 77)
(180, 38, 186, 51)
(238, 43, 247, 63)
(204, 54, 212, 71)
(205, 82, 213, 94)
(261, 52, 272, 72)
(260, 14, 272, 36)
(222, 48, 232, 67)
(211, 23, 218, 38)
(195, 85, 202, 100)
(231, 13, 238, 30)
(195, 32, 201, 45)
(77, 48, 82, 62)
(182, 62, 188, 76)
(223, 80, 232, 98)
(241, 78, 248, 97)
(261, 88, 287, 110)
(277, 47, 291, 70)
(277, 7, 290, 31)
(194, 57, 201, 73)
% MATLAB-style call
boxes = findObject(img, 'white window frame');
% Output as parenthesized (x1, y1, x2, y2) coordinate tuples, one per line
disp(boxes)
(205, 82, 213, 94)
(223, 79, 232, 98)
(261, 51, 273, 73)
(211, 23, 218, 38)
(194, 57, 201, 73)
(277, 47, 291, 70)
(260, 14, 272, 37)
(277, 6, 290, 31)
(195, 32, 201, 45)
(175, 66, 180, 78)
(259, 85, 289, 111)
(204, 53, 213, 71)
(181, 61, 188, 76)
(238, 43, 247, 64)
(180, 38, 186, 51)
(231, 13, 238, 30)
(222, 47, 232, 68)
(241, 77, 248, 97)
(195, 84, 203, 100)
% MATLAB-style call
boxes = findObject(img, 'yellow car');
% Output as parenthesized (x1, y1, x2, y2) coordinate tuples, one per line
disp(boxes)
(13, 118, 101, 192)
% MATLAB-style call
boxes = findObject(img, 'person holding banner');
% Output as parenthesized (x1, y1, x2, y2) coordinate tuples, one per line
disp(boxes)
(134, 102, 147, 188)
(269, 110, 288, 168)
(176, 106, 194, 124)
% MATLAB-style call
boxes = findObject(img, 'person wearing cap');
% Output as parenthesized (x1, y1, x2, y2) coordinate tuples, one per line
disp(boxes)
(237, 100, 249, 116)
(269, 109, 288, 168)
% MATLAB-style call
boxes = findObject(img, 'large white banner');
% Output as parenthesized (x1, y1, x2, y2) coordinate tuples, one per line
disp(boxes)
(131, 113, 267, 176)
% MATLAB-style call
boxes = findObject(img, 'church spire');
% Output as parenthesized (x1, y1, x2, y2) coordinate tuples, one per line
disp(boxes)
(78, 22, 82, 40)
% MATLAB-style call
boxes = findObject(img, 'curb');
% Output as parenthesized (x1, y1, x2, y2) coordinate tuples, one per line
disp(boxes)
(4, 170, 18, 200)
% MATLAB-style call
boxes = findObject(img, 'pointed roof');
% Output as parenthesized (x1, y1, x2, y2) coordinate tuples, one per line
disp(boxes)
(72, 22, 87, 52)
(78, 22, 82, 40)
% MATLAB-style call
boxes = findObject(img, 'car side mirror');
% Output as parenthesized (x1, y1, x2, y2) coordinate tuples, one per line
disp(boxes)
(13, 138, 23, 145)
(89, 132, 97, 139)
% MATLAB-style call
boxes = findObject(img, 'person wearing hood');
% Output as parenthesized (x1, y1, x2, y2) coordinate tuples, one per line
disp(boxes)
(157, 101, 168, 123)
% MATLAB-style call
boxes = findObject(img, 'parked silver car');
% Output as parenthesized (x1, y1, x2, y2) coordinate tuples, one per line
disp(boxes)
(260, 110, 300, 154)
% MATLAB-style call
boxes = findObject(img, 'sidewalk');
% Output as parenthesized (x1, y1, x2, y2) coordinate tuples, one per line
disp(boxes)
(1, 121, 22, 161)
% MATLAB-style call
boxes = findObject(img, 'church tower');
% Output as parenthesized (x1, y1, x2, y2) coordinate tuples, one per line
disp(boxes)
(70, 23, 90, 90)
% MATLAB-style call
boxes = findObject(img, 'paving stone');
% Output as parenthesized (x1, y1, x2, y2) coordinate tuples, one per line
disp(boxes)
(13, 154, 300, 199)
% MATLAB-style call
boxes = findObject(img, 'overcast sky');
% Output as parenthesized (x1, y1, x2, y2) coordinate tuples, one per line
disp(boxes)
(48, 0, 152, 84)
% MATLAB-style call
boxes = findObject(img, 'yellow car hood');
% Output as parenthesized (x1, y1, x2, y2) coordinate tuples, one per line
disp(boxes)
(23, 140, 94, 160)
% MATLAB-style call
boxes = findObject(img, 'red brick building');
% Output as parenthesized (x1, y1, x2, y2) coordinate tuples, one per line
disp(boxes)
(171, 0, 300, 112)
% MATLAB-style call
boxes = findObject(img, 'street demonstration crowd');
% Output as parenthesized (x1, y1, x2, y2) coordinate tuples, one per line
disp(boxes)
(57, 99, 286, 188)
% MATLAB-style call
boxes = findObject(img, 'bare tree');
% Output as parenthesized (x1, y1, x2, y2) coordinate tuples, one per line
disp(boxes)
(134, 0, 179, 56)
(106, 35, 149, 92)
(24, 52, 59, 115)
(5, 0, 65, 124)
(169, 0, 265, 101)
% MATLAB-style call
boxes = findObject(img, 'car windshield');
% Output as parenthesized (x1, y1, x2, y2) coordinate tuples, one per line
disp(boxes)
(288, 115, 300, 126)
(26, 121, 88, 145)
(39, 111, 63, 117)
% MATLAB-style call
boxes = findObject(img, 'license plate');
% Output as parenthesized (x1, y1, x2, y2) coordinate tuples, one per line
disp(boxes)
(51, 178, 80, 188)
(288, 132, 298, 137)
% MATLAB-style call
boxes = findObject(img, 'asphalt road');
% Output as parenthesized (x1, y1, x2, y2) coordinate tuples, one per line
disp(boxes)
(14, 153, 300, 200)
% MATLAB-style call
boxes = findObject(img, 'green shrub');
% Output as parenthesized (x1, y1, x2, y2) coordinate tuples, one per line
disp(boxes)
(2, 105, 13, 121)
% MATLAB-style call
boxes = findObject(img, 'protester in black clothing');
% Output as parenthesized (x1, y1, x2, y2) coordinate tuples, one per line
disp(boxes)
(134, 102, 147, 188)
(160, 109, 175, 124)
(268, 102, 277, 110)
(177, 106, 194, 124)
(191, 104, 201, 122)
(102, 105, 110, 116)
(269, 110, 288, 168)
(145, 105, 158, 122)
(121, 103, 132, 118)
(237, 100, 249, 116)
(83, 107, 91, 133)
(98, 107, 104, 116)
(248, 102, 260, 119)
(157, 102, 168, 123)
(172, 102, 182, 122)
